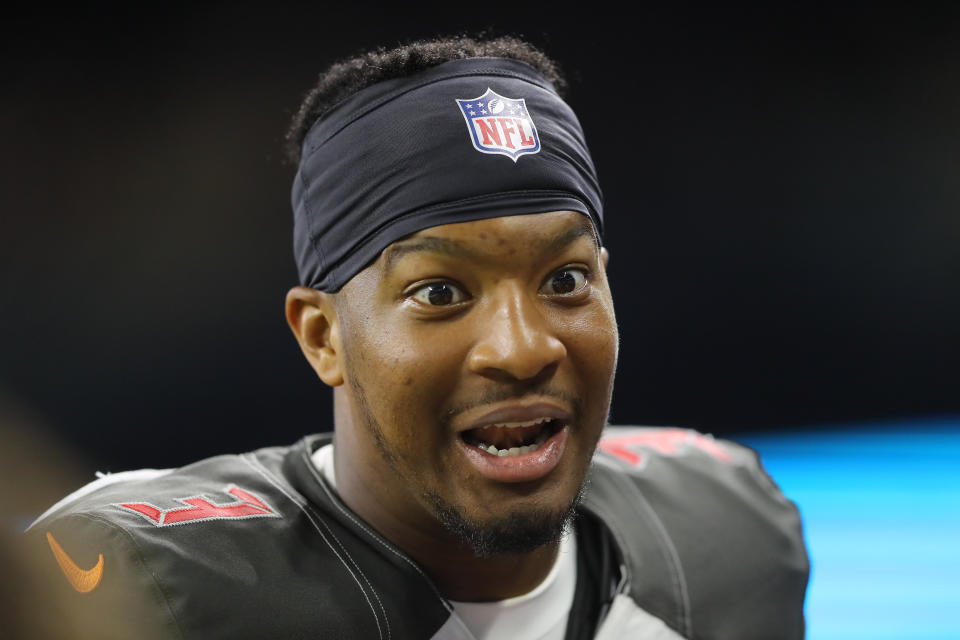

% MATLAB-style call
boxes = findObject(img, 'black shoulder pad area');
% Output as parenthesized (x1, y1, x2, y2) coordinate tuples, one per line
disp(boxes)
(21, 513, 183, 640)
(22, 444, 391, 639)
(583, 426, 809, 640)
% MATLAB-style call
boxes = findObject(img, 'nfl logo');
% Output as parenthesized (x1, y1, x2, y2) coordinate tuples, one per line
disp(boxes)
(455, 88, 541, 162)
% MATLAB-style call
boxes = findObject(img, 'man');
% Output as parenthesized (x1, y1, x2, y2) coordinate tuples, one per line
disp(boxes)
(25, 36, 808, 639)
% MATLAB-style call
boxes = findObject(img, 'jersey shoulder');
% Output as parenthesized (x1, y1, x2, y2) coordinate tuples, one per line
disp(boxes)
(30, 445, 290, 532)
(585, 425, 809, 640)
(21, 443, 338, 639)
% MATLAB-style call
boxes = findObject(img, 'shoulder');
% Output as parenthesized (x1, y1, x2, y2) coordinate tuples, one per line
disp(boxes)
(585, 426, 809, 640)
(21, 441, 338, 639)
(591, 425, 804, 527)
(30, 445, 293, 532)
(592, 425, 795, 506)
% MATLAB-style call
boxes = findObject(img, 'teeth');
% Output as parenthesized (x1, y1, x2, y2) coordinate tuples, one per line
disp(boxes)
(468, 417, 559, 457)
(477, 441, 544, 457)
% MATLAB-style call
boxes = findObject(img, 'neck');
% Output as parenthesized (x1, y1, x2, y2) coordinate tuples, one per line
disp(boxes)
(414, 538, 561, 603)
(345, 475, 560, 600)
(330, 391, 560, 601)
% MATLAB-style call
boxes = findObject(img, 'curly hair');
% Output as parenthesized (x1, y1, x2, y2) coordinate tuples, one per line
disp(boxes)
(284, 35, 567, 164)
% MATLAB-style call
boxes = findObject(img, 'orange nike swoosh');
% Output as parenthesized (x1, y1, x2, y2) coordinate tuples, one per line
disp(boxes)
(46, 531, 104, 593)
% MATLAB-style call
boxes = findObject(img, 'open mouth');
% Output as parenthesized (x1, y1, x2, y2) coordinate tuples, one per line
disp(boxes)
(460, 418, 565, 457)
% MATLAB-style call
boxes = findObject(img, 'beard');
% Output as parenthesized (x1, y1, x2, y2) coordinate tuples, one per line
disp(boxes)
(425, 483, 585, 558)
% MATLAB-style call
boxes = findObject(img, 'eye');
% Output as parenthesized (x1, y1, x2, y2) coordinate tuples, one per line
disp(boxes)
(410, 281, 468, 306)
(541, 267, 589, 296)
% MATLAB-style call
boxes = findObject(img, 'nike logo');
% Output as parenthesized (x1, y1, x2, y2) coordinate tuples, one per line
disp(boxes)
(46, 532, 103, 593)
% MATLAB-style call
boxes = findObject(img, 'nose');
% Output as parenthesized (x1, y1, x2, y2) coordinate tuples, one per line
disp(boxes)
(467, 284, 567, 381)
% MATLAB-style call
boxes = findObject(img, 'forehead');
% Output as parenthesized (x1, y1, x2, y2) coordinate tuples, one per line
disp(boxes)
(381, 211, 598, 270)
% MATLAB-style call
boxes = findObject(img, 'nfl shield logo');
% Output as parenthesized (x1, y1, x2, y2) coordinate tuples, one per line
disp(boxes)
(455, 88, 541, 162)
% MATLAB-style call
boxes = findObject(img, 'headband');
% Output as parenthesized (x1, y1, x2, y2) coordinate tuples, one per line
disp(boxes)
(292, 57, 603, 292)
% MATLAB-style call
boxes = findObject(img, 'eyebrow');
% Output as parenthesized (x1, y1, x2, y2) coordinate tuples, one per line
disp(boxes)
(382, 215, 599, 275)
(383, 236, 483, 274)
(543, 217, 599, 255)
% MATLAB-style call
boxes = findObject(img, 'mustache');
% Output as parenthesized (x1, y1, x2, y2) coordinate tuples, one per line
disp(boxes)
(441, 387, 583, 428)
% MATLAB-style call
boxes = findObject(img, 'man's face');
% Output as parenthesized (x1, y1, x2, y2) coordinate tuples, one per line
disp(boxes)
(333, 210, 618, 554)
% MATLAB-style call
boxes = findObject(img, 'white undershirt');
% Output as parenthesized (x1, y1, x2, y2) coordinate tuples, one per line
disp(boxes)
(311, 444, 578, 640)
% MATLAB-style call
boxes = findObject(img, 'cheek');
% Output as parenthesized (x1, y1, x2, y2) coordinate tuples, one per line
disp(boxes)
(565, 301, 619, 381)
(352, 323, 466, 441)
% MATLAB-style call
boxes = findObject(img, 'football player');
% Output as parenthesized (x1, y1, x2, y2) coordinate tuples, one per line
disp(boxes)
(26, 35, 808, 639)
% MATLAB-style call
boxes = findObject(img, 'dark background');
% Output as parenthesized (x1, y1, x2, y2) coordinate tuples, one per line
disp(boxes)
(3, 3, 958, 473)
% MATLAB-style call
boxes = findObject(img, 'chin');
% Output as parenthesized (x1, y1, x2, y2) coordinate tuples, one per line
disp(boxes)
(425, 485, 584, 558)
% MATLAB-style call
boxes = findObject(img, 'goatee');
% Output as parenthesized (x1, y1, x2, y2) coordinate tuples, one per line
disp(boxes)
(425, 486, 585, 557)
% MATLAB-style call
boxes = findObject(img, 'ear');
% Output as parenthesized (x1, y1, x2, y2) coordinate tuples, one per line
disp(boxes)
(600, 246, 610, 269)
(285, 286, 344, 387)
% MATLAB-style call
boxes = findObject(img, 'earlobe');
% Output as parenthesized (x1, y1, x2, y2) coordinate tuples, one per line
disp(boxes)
(285, 286, 344, 386)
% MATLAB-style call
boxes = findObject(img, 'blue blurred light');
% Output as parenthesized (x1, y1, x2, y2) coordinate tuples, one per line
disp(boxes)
(735, 416, 960, 640)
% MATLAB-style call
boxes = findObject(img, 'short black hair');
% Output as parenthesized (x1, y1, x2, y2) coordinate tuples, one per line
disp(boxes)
(284, 35, 567, 164)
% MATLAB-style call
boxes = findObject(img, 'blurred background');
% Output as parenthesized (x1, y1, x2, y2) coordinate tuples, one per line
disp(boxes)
(3, 3, 958, 638)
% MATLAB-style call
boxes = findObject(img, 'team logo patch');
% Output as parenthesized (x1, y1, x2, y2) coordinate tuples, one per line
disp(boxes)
(456, 88, 540, 161)
(116, 485, 280, 527)
(598, 429, 734, 470)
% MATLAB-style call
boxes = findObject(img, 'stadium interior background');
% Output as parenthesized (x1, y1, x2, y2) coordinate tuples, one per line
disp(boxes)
(3, 4, 958, 639)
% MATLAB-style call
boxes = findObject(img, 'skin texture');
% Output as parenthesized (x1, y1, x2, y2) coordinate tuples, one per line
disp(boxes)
(286, 210, 618, 601)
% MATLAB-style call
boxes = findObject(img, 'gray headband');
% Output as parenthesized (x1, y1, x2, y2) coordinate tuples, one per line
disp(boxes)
(292, 57, 603, 292)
